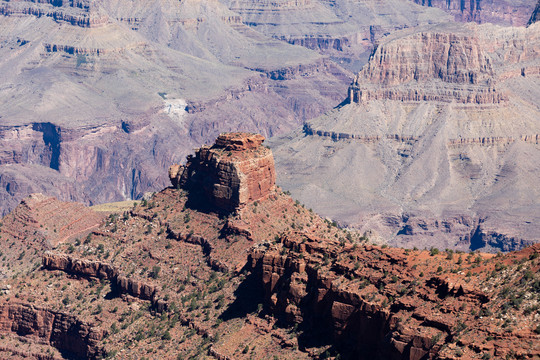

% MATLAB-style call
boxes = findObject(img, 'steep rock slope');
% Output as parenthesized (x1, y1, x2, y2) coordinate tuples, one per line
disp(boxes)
(0, 133, 538, 359)
(270, 22, 540, 252)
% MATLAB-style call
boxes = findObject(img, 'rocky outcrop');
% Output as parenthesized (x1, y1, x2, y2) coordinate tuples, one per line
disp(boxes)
(248, 233, 540, 359)
(0, 303, 106, 358)
(42, 252, 166, 310)
(169, 133, 276, 213)
(248, 239, 438, 358)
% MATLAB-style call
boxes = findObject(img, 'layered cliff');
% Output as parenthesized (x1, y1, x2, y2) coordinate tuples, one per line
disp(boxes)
(270, 21, 540, 252)
(0, 303, 106, 359)
(248, 232, 540, 359)
(169, 133, 276, 213)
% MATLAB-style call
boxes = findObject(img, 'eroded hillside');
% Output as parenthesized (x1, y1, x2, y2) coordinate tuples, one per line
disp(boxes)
(0, 133, 538, 359)
(270, 21, 540, 252)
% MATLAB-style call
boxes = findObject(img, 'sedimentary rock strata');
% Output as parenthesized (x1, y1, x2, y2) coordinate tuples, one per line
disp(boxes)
(249, 232, 540, 359)
(42, 252, 164, 307)
(270, 21, 540, 251)
(169, 132, 276, 213)
(0, 303, 106, 359)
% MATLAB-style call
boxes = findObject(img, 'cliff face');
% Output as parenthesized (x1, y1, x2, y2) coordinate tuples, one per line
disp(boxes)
(0, 303, 106, 359)
(42, 252, 166, 309)
(348, 27, 505, 105)
(270, 21, 540, 252)
(248, 233, 540, 359)
(169, 133, 276, 213)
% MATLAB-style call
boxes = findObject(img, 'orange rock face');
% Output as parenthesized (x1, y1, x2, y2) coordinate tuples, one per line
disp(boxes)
(169, 133, 276, 212)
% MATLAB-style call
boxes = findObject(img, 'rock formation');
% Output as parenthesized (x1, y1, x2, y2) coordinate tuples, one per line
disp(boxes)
(348, 27, 505, 105)
(0, 133, 539, 359)
(0, 303, 106, 359)
(270, 21, 540, 252)
(249, 232, 540, 359)
(169, 132, 276, 213)
(42, 252, 166, 309)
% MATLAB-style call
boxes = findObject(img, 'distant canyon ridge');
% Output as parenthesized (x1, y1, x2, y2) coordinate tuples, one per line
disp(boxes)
(270, 17, 540, 252)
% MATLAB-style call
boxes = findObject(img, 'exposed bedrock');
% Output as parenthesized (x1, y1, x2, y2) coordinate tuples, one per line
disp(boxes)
(348, 28, 507, 105)
(246, 233, 537, 359)
(0, 302, 106, 359)
(270, 22, 540, 252)
(41, 252, 166, 309)
(169, 132, 276, 213)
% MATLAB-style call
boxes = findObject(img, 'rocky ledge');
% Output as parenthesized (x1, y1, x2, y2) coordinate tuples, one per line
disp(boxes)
(249, 232, 540, 359)
(0, 303, 106, 359)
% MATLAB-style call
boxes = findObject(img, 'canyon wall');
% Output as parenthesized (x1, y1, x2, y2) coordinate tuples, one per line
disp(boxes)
(0, 303, 106, 359)
(270, 21, 540, 252)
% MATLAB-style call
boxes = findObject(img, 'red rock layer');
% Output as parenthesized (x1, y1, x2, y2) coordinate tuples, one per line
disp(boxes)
(169, 133, 276, 213)
(0, 303, 106, 358)
(248, 232, 540, 359)
(42, 252, 167, 311)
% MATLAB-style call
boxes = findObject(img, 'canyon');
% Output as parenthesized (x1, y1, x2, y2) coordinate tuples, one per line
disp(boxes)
(0, 0, 536, 221)
(270, 19, 540, 252)
(0, 133, 538, 359)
